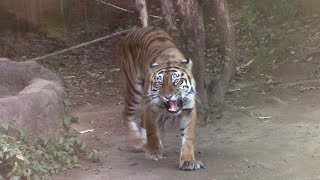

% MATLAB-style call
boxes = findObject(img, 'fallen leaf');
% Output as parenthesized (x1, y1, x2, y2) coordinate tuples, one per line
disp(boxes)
(79, 129, 94, 134)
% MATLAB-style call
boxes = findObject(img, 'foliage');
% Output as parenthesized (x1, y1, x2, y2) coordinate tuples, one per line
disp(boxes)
(0, 118, 99, 179)
(230, 0, 305, 73)
(234, 0, 298, 24)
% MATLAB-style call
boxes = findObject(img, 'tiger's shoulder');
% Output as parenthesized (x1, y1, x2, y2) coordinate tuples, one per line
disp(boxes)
(122, 27, 175, 47)
(124, 26, 170, 39)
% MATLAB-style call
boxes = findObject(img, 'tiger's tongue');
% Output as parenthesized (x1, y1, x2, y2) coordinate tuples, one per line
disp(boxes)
(167, 100, 178, 112)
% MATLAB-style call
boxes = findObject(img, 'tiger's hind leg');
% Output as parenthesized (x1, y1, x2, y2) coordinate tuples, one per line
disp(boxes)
(179, 109, 205, 171)
(143, 108, 164, 161)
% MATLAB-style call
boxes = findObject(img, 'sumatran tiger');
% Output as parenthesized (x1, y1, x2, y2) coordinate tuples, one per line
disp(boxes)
(120, 27, 204, 171)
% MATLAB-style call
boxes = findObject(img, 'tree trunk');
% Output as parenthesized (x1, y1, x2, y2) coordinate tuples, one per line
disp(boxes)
(160, 0, 180, 44)
(207, 0, 237, 120)
(174, 0, 208, 123)
(135, 0, 148, 28)
(29, 0, 40, 27)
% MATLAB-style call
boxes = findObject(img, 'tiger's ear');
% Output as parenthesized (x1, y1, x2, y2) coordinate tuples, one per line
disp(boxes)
(150, 63, 159, 68)
(181, 58, 191, 64)
(181, 58, 192, 70)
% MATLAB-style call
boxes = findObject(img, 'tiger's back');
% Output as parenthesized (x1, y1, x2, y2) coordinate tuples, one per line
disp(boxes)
(121, 27, 178, 76)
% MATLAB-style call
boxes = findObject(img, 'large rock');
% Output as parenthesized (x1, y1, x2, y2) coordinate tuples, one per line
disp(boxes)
(0, 58, 65, 140)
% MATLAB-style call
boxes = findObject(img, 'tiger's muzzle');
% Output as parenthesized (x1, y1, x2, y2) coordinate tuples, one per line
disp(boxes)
(165, 99, 183, 114)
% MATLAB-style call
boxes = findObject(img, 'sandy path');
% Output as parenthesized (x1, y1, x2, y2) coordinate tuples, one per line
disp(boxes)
(53, 82, 320, 180)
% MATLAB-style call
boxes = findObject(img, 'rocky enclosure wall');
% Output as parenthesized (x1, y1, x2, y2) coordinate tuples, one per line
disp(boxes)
(0, 58, 65, 140)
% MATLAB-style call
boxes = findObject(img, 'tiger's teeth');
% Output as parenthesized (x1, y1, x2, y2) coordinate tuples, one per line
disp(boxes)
(168, 100, 178, 112)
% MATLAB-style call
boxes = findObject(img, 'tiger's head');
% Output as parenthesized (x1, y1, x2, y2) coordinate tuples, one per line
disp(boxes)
(148, 58, 196, 114)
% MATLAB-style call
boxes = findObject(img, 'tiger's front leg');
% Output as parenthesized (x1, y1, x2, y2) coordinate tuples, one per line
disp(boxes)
(143, 107, 163, 161)
(179, 109, 205, 171)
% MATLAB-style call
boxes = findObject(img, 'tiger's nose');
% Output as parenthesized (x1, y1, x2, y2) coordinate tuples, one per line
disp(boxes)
(164, 94, 173, 100)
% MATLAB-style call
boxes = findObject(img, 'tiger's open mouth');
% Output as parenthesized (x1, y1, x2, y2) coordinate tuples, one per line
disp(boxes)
(166, 99, 183, 113)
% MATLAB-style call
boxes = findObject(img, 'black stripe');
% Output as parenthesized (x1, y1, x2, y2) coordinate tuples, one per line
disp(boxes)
(132, 97, 140, 104)
(125, 95, 140, 105)
(183, 122, 191, 130)
(137, 78, 145, 86)
(149, 48, 170, 65)
(141, 32, 166, 51)
(186, 75, 193, 87)
(128, 108, 135, 112)
(123, 69, 143, 97)
(156, 104, 164, 108)
(125, 94, 141, 105)
(146, 34, 174, 48)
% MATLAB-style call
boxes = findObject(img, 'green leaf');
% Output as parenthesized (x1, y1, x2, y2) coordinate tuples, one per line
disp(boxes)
(5, 153, 12, 160)
(58, 137, 64, 144)
(63, 99, 72, 107)
(64, 143, 70, 151)
(73, 155, 78, 163)
(64, 116, 71, 128)
(3, 146, 7, 152)
(43, 139, 48, 146)
(70, 116, 79, 124)
(0, 120, 100, 178)
(87, 151, 94, 159)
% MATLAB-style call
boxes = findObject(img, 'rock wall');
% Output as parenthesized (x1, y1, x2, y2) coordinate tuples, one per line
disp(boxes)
(0, 58, 65, 141)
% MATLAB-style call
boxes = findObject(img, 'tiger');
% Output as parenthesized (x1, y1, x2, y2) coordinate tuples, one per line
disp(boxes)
(120, 27, 204, 171)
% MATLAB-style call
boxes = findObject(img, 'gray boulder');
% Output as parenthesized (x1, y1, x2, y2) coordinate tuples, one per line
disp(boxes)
(0, 58, 65, 141)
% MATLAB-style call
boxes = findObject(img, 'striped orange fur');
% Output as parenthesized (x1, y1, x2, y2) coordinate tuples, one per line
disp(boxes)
(120, 27, 204, 170)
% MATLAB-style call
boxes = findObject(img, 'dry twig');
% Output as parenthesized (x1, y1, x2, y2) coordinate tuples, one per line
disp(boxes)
(96, 0, 162, 19)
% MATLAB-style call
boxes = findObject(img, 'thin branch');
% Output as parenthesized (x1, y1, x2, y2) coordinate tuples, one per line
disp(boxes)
(149, 14, 162, 19)
(96, 0, 134, 13)
(96, 0, 162, 19)
(25, 14, 163, 62)
(27, 28, 135, 62)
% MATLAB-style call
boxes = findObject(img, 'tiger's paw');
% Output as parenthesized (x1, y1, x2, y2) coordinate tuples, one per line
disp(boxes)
(179, 160, 205, 171)
(145, 151, 165, 161)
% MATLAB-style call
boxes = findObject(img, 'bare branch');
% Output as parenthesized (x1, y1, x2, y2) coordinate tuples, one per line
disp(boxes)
(27, 28, 135, 62)
(96, 0, 162, 19)
(96, 0, 134, 13)
(149, 14, 163, 19)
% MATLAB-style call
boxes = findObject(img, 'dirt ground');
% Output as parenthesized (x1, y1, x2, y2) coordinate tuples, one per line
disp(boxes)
(49, 35, 320, 180)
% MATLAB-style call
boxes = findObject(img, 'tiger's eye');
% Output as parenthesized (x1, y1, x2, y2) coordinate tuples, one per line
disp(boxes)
(183, 85, 189, 91)
(172, 73, 180, 79)
(156, 75, 163, 82)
